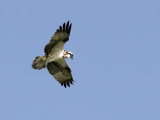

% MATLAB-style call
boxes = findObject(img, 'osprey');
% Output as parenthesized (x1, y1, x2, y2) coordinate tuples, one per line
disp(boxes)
(32, 21, 74, 88)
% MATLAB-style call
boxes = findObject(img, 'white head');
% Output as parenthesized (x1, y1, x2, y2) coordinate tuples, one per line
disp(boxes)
(64, 50, 73, 59)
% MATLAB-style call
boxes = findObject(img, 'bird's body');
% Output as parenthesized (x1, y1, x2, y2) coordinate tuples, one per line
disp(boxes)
(32, 21, 74, 88)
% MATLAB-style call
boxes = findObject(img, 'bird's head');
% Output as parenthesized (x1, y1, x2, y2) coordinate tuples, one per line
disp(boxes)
(68, 51, 73, 59)
(64, 50, 73, 59)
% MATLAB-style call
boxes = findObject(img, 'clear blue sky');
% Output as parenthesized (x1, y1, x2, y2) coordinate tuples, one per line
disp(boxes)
(0, 0, 160, 120)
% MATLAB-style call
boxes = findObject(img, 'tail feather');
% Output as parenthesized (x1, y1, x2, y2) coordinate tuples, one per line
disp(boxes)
(32, 56, 47, 70)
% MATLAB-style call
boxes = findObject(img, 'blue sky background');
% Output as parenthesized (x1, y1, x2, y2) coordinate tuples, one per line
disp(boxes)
(0, 0, 160, 120)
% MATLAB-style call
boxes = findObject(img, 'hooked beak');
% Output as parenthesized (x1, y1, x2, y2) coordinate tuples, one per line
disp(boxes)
(71, 54, 73, 59)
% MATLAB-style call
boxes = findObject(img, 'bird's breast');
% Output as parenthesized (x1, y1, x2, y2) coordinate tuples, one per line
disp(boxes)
(47, 50, 64, 63)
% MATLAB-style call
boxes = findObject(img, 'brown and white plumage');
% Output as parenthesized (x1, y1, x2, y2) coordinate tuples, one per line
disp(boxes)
(32, 21, 74, 88)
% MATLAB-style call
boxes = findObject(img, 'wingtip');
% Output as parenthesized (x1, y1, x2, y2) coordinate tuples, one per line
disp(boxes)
(69, 23, 72, 34)
(60, 79, 74, 88)
(63, 23, 65, 31)
(56, 21, 72, 34)
(59, 26, 62, 31)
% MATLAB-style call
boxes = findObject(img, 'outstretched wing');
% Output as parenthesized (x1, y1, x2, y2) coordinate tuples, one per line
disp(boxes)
(47, 58, 74, 88)
(44, 21, 72, 55)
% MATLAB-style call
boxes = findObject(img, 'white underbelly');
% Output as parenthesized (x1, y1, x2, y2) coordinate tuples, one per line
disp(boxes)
(47, 49, 64, 62)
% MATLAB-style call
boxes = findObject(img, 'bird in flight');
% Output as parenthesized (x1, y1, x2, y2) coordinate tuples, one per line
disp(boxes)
(32, 21, 74, 88)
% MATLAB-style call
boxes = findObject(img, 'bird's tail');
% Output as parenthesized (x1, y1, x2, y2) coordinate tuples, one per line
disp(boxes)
(32, 56, 47, 70)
